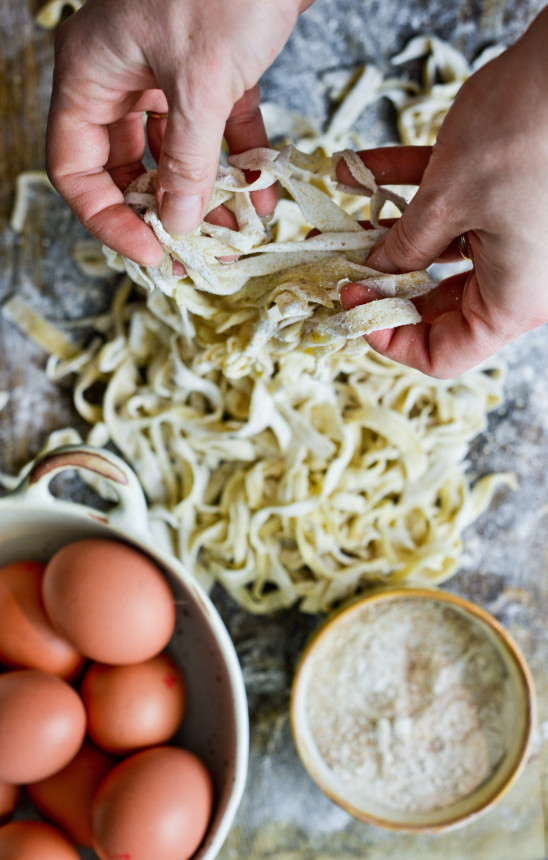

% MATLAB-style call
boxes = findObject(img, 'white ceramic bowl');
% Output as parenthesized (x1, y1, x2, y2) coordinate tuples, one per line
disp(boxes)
(291, 587, 535, 833)
(0, 444, 248, 860)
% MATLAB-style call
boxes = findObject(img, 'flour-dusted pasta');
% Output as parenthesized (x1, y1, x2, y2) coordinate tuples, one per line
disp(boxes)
(35, 0, 84, 28)
(387, 36, 506, 145)
(98, 146, 433, 386)
(43, 279, 511, 612)
(7, 35, 513, 613)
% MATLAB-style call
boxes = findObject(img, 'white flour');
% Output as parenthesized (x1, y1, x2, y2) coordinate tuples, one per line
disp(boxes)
(305, 598, 513, 812)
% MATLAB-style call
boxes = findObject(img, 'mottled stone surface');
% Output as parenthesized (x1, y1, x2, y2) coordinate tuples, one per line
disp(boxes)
(261, 0, 544, 127)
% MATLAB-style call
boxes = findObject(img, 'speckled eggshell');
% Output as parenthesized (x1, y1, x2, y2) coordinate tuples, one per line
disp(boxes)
(0, 821, 80, 859)
(0, 560, 84, 679)
(81, 652, 186, 754)
(42, 539, 176, 665)
(91, 746, 214, 860)
(27, 740, 117, 847)
(0, 670, 87, 784)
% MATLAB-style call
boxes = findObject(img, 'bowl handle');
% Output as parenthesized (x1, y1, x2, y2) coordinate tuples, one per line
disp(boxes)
(11, 444, 151, 537)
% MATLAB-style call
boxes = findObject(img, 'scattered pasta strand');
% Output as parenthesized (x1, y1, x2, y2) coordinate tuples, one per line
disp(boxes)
(33, 277, 512, 613)
(9, 172, 56, 234)
(2, 295, 79, 360)
(5, 33, 514, 613)
(106, 146, 433, 371)
(35, 0, 83, 28)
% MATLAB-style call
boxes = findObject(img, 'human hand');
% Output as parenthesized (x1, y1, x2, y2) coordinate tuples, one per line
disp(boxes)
(46, 0, 313, 265)
(337, 8, 548, 378)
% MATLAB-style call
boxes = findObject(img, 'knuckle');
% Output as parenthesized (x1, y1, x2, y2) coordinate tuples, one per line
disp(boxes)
(226, 104, 261, 129)
(388, 191, 459, 269)
(390, 216, 428, 264)
(420, 182, 469, 236)
(226, 85, 262, 127)
(45, 163, 61, 189)
(169, 52, 233, 115)
(428, 363, 457, 381)
(160, 151, 211, 186)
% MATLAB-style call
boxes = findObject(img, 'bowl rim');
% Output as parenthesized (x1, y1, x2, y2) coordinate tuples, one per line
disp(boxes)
(290, 586, 536, 833)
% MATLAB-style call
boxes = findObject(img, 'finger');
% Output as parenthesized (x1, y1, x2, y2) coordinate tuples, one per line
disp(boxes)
(340, 271, 504, 378)
(412, 271, 468, 321)
(133, 89, 168, 164)
(224, 84, 278, 217)
(146, 114, 168, 165)
(355, 219, 464, 263)
(105, 112, 147, 191)
(172, 260, 186, 276)
(365, 192, 470, 275)
(305, 219, 399, 238)
(340, 272, 468, 322)
(335, 147, 465, 272)
(307, 219, 464, 263)
(47, 104, 163, 266)
(205, 205, 238, 231)
(336, 146, 432, 188)
(146, 100, 255, 245)
(171, 203, 240, 276)
(339, 282, 381, 310)
(204, 204, 239, 261)
(156, 86, 228, 236)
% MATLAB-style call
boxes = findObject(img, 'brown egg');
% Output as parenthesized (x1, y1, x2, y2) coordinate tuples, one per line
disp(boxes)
(27, 741, 116, 846)
(42, 539, 175, 664)
(0, 782, 20, 825)
(0, 560, 84, 679)
(0, 820, 80, 859)
(0, 670, 86, 784)
(81, 652, 186, 754)
(91, 746, 214, 860)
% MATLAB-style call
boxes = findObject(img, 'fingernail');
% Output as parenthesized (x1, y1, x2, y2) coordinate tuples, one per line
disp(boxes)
(367, 238, 401, 274)
(339, 282, 379, 310)
(160, 192, 202, 236)
(339, 283, 354, 310)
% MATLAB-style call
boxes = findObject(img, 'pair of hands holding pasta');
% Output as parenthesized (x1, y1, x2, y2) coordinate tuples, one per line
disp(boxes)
(46, 0, 548, 379)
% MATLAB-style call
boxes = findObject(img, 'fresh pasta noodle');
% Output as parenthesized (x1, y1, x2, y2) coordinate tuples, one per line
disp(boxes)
(6, 36, 514, 613)
(9, 172, 56, 234)
(387, 36, 506, 145)
(35, 0, 84, 28)
(42, 278, 511, 613)
(102, 147, 430, 375)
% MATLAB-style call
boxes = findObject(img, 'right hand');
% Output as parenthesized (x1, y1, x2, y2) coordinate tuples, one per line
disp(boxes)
(337, 7, 548, 379)
(46, 0, 314, 265)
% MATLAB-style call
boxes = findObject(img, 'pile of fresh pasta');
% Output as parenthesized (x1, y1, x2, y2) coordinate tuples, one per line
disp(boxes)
(6, 18, 513, 613)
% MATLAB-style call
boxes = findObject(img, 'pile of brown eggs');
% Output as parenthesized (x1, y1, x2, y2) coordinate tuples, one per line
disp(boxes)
(0, 538, 214, 860)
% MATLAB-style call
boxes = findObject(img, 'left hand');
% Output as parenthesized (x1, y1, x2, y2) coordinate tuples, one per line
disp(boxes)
(46, 0, 313, 265)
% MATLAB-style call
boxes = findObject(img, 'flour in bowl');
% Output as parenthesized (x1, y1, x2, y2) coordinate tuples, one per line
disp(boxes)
(305, 597, 513, 812)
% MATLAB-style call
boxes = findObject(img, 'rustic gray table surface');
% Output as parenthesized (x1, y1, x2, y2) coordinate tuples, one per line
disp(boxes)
(1, 1, 548, 858)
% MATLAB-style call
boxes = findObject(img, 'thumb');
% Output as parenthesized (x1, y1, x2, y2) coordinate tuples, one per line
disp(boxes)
(156, 109, 227, 236)
(367, 192, 461, 274)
